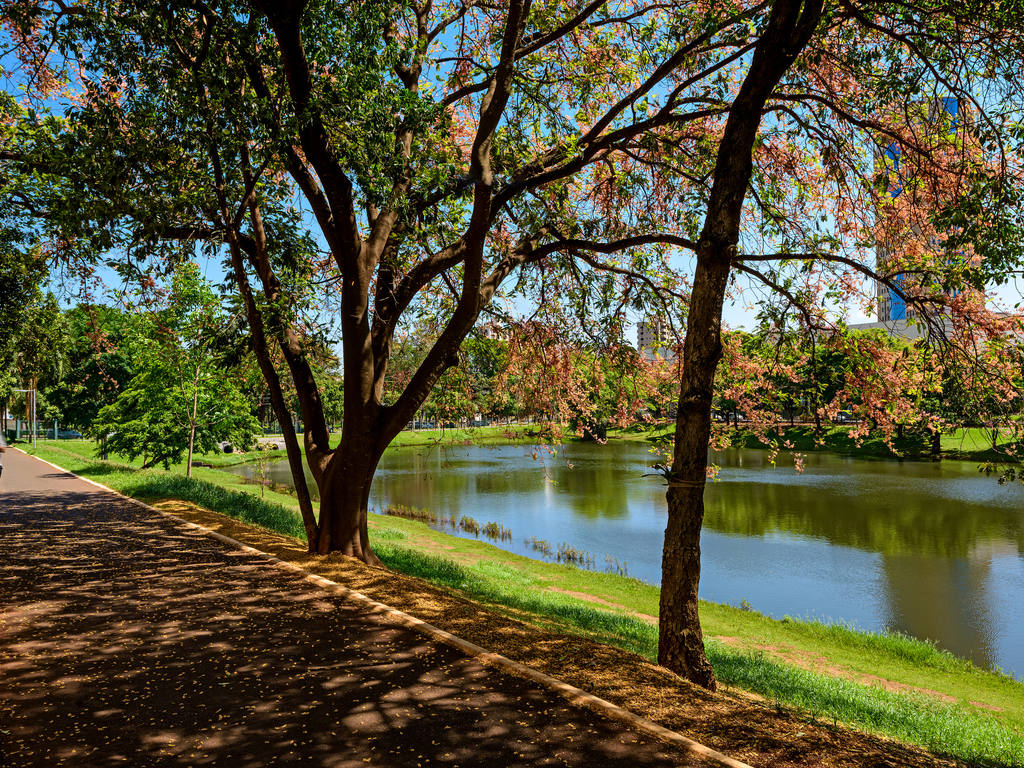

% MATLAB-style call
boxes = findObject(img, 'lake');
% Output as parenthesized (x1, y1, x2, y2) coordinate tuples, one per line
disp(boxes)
(225, 441, 1024, 679)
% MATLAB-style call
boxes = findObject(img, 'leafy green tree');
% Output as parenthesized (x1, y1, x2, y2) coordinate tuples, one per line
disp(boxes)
(1, 0, 696, 562)
(319, 378, 345, 431)
(43, 305, 135, 431)
(6, 0, 1024, 691)
(462, 336, 525, 421)
(2, 291, 70, 429)
(93, 266, 258, 474)
(0, 249, 46, 424)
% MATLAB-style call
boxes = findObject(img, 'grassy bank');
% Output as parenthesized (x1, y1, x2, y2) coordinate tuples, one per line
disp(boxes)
(609, 422, 1021, 463)
(40, 418, 1017, 471)
(23, 441, 1024, 766)
(53, 424, 549, 470)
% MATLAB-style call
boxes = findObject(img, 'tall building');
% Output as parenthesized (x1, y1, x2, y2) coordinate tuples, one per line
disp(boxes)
(874, 97, 967, 326)
(637, 317, 679, 362)
(478, 321, 510, 341)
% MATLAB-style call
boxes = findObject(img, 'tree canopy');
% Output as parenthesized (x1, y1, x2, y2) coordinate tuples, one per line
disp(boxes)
(3, 0, 1024, 689)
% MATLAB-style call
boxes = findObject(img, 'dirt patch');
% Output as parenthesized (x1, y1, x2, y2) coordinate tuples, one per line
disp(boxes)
(856, 672, 956, 705)
(154, 500, 971, 768)
(547, 586, 658, 622)
(372, 521, 480, 559)
(752, 643, 1000, 711)
(971, 700, 1005, 713)
(714, 636, 743, 647)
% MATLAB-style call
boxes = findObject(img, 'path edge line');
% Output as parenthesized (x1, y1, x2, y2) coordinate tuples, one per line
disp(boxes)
(18, 447, 753, 768)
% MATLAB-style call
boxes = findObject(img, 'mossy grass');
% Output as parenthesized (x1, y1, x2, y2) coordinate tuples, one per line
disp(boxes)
(25, 441, 1024, 766)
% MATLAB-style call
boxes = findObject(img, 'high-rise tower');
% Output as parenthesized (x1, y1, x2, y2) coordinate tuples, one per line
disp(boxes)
(875, 97, 965, 325)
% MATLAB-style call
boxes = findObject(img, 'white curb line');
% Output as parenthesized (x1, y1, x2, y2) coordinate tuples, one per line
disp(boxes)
(17, 448, 754, 768)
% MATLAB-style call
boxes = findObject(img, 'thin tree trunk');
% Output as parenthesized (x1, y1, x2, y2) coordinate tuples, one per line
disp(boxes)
(657, 0, 824, 690)
(186, 371, 199, 479)
(227, 239, 321, 548)
(660, 253, 730, 691)
(930, 426, 942, 458)
(25, 378, 35, 422)
(186, 423, 196, 478)
(208, 127, 324, 549)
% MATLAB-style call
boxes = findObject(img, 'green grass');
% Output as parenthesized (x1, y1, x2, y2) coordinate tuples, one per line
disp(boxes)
(362, 538, 1024, 766)
(24, 425, 550, 470)
(609, 422, 1022, 463)
(23, 441, 1024, 766)
(389, 424, 546, 447)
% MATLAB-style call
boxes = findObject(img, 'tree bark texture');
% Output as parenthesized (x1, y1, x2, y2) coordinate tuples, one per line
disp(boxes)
(658, 0, 824, 689)
(312, 442, 382, 562)
(660, 253, 731, 691)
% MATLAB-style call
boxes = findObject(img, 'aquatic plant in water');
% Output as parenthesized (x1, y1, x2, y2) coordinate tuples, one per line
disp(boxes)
(482, 521, 512, 542)
(527, 537, 553, 556)
(557, 543, 595, 568)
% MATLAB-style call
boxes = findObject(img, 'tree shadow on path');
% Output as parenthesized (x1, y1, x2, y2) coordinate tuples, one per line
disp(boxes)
(0, 490, 699, 767)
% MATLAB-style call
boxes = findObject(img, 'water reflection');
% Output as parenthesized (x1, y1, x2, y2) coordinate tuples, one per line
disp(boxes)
(880, 553, 995, 670)
(224, 441, 1024, 678)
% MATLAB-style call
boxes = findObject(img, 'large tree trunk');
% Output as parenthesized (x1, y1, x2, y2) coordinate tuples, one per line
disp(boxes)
(313, 441, 381, 564)
(252, 1, 531, 565)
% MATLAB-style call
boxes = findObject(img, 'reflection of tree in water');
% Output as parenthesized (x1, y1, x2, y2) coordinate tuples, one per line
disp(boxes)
(881, 553, 995, 670)
(700, 459, 1018, 671)
(243, 442, 1022, 674)
(703, 477, 1024, 559)
(244, 445, 1024, 559)
(373, 447, 465, 519)
(373, 443, 649, 521)
(548, 457, 631, 519)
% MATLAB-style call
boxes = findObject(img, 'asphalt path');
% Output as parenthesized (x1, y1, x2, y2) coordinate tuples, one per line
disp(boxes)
(0, 447, 701, 767)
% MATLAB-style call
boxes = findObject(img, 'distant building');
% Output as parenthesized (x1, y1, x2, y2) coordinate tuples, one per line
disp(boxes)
(478, 321, 510, 342)
(637, 317, 679, 362)
(848, 317, 933, 340)
(874, 97, 977, 326)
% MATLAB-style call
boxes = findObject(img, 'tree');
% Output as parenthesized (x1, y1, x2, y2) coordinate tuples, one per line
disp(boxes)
(0, 248, 47, 429)
(656, 0, 1024, 688)
(93, 266, 258, 473)
(1, 0, 716, 561)
(43, 305, 135, 432)
(6, 291, 69, 426)
(0, 92, 51, 430)
(5, 0, 1024, 691)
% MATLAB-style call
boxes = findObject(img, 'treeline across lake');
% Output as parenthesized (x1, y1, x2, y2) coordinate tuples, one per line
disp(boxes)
(5, 277, 1022, 476)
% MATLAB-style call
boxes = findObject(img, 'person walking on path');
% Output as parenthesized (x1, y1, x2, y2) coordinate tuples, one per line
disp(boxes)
(0, 427, 7, 481)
